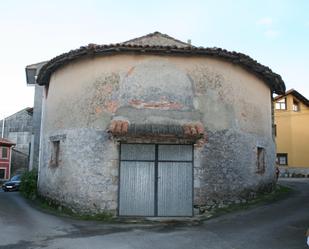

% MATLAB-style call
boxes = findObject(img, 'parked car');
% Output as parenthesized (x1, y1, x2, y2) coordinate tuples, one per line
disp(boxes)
(2, 175, 21, 192)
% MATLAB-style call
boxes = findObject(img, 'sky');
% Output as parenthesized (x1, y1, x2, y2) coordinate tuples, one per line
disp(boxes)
(0, 0, 308, 117)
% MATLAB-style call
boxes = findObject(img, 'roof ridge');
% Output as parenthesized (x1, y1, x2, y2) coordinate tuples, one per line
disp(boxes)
(274, 89, 309, 106)
(1, 107, 33, 120)
(122, 31, 192, 47)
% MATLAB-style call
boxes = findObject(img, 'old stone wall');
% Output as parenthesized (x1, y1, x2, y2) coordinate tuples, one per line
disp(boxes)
(193, 130, 275, 212)
(39, 54, 275, 214)
(11, 149, 28, 175)
(39, 128, 118, 214)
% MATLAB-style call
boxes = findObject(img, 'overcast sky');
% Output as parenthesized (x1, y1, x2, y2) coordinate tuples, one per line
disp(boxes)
(0, 0, 308, 117)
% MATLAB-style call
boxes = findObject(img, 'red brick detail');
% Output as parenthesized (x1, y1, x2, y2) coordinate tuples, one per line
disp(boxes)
(101, 84, 114, 94)
(122, 122, 129, 133)
(183, 125, 191, 136)
(129, 99, 142, 106)
(95, 106, 103, 114)
(195, 123, 204, 134)
(182, 123, 204, 137)
(105, 101, 118, 113)
(129, 99, 182, 110)
(109, 120, 129, 135)
(126, 66, 135, 77)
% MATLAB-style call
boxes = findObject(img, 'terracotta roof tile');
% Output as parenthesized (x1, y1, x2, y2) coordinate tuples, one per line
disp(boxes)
(109, 120, 129, 136)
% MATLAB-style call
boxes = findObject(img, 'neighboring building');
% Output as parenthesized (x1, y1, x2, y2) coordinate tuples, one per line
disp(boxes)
(30, 32, 285, 216)
(0, 138, 15, 180)
(274, 89, 309, 175)
(25, 61, 47, 170)
(0, 108, 33, 175)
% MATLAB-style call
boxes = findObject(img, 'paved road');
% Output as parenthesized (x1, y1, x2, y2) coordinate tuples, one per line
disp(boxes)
(0, 178, 308, 249)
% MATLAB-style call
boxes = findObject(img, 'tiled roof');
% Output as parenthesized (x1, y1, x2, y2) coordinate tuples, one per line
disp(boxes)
(274, 89, 309, 106)
(108, 120, 204, 140)
(0, 138, 15, 146)
(122, 31, 191, 47)
(37, 32, 285, 94)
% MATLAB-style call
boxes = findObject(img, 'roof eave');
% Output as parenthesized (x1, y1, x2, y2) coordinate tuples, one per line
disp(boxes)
(36, 46, 285, 95)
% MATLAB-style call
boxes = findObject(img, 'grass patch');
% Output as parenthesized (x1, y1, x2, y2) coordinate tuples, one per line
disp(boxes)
(205, 184, 293, 219)
(19, 169, 38, 199)
(19, 170, 114, 222)
(31, 195, 114, 222)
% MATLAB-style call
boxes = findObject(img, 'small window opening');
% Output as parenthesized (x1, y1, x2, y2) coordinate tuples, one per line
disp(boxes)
(1, 147, 8, 159)
(293, 99, 300, 112)
(257, 147, 265, 174)
(0, 169, 5, 179)
(50, 141, 60, 166)
(275, 98, 286, 110)
(276, 153, 288, 165)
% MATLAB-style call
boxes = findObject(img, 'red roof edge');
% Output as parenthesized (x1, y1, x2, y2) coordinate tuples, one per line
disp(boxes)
(0, 138, 16, 146)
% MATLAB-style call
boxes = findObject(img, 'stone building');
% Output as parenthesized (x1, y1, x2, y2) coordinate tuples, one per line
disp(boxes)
(0, 108, 33, 175)
(33, 32, 285, 216)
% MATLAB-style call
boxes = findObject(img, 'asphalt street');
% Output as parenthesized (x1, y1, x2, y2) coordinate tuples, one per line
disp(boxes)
(0, 178, 308, 249)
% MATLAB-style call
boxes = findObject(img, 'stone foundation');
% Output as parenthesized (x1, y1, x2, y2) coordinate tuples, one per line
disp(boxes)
(194, 182, 275, 214)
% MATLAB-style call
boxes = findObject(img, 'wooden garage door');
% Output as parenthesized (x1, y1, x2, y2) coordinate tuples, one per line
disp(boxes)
(119, 144, 193, 217)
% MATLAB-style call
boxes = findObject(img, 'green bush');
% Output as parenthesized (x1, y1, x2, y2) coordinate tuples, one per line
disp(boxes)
(20, 169, 38, 199)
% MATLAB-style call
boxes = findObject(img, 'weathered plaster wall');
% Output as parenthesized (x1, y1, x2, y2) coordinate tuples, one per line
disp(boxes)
(11, 149, 28, 175)
(0, 109, 33, 154)
(39, 54, 275, 214)
(0, 109, 33, 175)
(31, 85, 44, 169)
